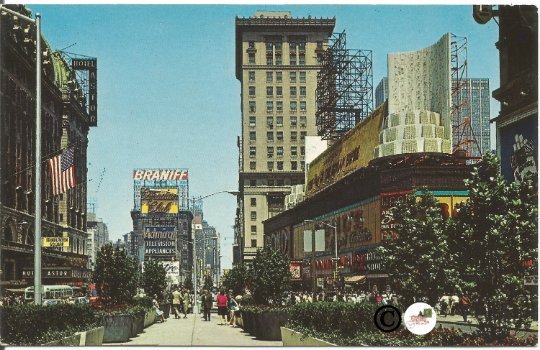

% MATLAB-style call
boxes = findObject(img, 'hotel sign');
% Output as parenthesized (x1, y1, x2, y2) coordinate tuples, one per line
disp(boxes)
(22, 267, 91, 279)
(72, 58, 97, 126)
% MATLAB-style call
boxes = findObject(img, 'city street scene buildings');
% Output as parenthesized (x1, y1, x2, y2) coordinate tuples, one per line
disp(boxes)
(0, 4, 537, 347)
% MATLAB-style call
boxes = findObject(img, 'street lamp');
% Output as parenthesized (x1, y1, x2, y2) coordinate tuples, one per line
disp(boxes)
(0, 5, 43, 305)
(304, 219, 339, 291)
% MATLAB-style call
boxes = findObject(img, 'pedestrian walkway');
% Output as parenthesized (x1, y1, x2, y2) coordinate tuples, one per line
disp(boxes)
(437, 314, 538, 338)
(105, 313, 283, 346)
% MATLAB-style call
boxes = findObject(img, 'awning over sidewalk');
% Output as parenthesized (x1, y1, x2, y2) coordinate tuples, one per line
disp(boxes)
(344, 275, 366, 283)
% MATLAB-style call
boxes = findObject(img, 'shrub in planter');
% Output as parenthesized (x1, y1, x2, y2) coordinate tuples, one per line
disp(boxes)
(128, 306, 146, 335)
(100, 311, 134, 343)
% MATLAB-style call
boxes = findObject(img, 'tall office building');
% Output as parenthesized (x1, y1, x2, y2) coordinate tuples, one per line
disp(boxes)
(375, 77, 388, 107)
(453, 78, 491, 157)
(235, 12, 335, 264)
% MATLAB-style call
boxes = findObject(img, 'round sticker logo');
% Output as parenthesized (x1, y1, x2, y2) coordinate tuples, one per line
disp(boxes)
(404, 302, 437, 335)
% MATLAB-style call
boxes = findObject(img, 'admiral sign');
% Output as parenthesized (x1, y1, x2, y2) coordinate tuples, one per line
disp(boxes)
(144, 227, 176, 257)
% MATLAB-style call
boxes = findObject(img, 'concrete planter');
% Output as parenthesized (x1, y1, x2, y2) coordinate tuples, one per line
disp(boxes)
(43, 333, 81, 346)
(236, 314, 243, 328)
(259, 310, 289, 341)
(241, 310, 253, 334)
(280, 327, 337, 347)
(78, 326, 105, 346)
(144, 309, 156, 328)
(103, 314, 133, 343)
(130, 312, 144, 337)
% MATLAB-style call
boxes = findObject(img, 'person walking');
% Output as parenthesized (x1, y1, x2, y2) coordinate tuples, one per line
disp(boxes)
(153, 295, 165, 323)
(216, 290, 229, 325)
(460, 293, 471, 323)
(181, 289, 189, 318)
(172, 288, 182, 319)
(228, 293, 239, 327)
(202, 290, 213, 321)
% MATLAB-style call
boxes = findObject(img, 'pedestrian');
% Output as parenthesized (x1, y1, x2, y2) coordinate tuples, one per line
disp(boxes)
(172, 288, 181, 319)
(181, 289, 189, 318)
(217, 289, 229, 325)
(202, 290, 213, 321)
(228, 293, 239, 327)
(439, 296, 448, 317)
(450, 294, 459, 315)
(460, 293, 471, 323)
(153, 295, 165, 323)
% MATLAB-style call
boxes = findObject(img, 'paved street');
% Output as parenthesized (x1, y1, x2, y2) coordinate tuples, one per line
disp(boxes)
(105, 313, 283, 346)
(437, 314, 538, 338)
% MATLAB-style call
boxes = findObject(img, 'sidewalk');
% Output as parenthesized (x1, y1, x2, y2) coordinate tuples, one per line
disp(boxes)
(437, 314, 538, 338)
(105, 313, 283, 346)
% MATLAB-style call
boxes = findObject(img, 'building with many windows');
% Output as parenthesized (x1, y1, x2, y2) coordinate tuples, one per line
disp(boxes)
(375, 77, 388, 108)
(85, 212, 109, 270)
(234, 11, 335, 264)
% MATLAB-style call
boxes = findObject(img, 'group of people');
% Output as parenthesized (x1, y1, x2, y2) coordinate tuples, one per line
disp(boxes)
(285, 290, 397, 305)
(0, 295, 24, 306)
(200, 289, 241, 326)
(438, 293, 474, 323)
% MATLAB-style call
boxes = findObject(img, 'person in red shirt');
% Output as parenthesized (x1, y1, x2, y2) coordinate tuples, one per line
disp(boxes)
(216, 290, 229, 325)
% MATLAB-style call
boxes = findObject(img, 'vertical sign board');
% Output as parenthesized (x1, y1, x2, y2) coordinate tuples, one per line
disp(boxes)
(71, 58, 97, 126)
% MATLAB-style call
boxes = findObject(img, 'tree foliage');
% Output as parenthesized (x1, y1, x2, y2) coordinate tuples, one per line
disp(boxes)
(222, 264, 250, 295)
(448, 153, 537, 340)
(376, 189, 458, 306)
(93, 245, 139, 306)
(142, 259, 167, 299)
(203, 274, 213, 292)
(251, 247, 291, 305)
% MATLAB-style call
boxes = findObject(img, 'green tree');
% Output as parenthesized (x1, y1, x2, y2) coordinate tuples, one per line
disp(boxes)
(222, 264, 250, 295)
(251, 247, 291, 305)
(376, 189, 458, 307)
(448, 153, 537, 340)
(203, 274, 213, 291)
(142, 259, 167, 299)
(184, 275, 193, 291)
(94, 245, 139, 306)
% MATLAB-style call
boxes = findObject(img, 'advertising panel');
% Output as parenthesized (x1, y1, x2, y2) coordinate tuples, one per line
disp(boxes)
(161, 261, 180, 285)
(380, 191, 410, 240)
(141, 188, 179, 214)
(499, 116, 538, 182)
(306, 105, 384, 197)
(42, 237, 70, 247)
(144, 226, 176, 257)
(265, 227, 291, 257)
(290, 261, 302, 281)
(133, 168, 189, 211)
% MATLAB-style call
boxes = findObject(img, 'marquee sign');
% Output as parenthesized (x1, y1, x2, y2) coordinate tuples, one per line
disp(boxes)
(71, 58, 97, 126)
(22, 267, 91, 280)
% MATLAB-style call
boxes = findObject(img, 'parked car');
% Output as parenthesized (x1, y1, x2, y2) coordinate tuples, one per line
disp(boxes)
(43, 299, 62, 306)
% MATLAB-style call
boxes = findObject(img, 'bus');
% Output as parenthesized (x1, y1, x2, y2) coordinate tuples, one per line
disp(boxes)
(24, 285, 74, 304)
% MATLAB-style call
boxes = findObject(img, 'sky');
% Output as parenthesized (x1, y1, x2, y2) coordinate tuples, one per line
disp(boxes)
(29, 4, 501, 271)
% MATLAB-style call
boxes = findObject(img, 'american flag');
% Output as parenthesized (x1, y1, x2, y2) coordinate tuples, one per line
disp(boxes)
(48, 147, 76, 196)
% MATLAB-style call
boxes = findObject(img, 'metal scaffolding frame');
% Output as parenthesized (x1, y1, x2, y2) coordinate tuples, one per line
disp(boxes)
(451, 33, 482, 159)
(316, 31, 373, 141)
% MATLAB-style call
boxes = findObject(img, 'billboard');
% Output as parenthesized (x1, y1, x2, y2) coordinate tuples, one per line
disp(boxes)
(144, 226, 176, 257)
(162, 261, 180, 285)
(133, 168, 189, 211)
(306, 105, 384, 197)
(290, 261, 302, 281)
(499, 116, 538, 182)
(42, 237, 70, 247)
(141, 188, 179, 214)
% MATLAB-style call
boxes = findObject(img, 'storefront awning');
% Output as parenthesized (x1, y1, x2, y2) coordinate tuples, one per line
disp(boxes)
(344, 275, 366, 283)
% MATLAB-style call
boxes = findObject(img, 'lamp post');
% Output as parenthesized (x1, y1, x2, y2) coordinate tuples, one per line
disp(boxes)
(304, 220, 339, 291)
(0, 5, 42, 305)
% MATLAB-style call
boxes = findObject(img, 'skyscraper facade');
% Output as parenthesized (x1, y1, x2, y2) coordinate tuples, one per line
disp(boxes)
(235, 12, 335, 264)
(375, 77, 388, 108)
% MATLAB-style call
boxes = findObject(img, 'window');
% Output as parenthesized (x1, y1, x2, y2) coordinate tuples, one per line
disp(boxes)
(266, 71, 273, 82)
(277, 161, 283, 170)
(266, 86, 273, 96)
(290, 101, 297, 111)
(290, 86, 297, 97)
(300, 101, 307, 111)
(289, 42, 297, 52)
(300, 71, 306, 82)
(299, 42, 306, 51)
(250, 161, 256, 170)
(290, 116, 297, 128)
(251, 211, 257, 220)
(267, 56, 273, 65)
(277, 131, 283, 141)
(267, 162, 274, 171)
(277, 147, 283, 157)
(251, 225, 257, 234)
(249, 116, 256, 127)
(276, 54, 282, 65)
(251, 198, 257, 206)
(249, 41, 255, 48)
(267, 116, 273, 128)
(249, 132, 256, 141)
(291, 131, 298, 141)
(290, 71, 297, 82)
(249, 101, 256, 113)
(317, 53, 323, 63)
(248, 53, 255, 64)
(291, 161, 298, 170)
(267, 147, 274, 158)
(267, 131, 273, 141)
(276, 72, 282, 82)
(300, 86, 306, 96)
(249, 146, 256, 157)
(276, 101, 283, 112)
(291, 146, 298, 156)
(300, 116, 307, 127)
(275, 42, 282, 51)
(250, 179, 256, 187)
(249, 86, 255, 96)
(268, 179, 275, 186)
(277, 179, 284, 186)
(301, 146, 305, 155)
(289, 54, 296, 65)
(251, 239, 257, 247)
(299, 54, 305, 65)
(316, 41, 323, 49)
(249, 71, 255, 82)
(265, 42, 273, 51)
(266, 101, 273, 112)
(276, 116, 283, 127)
(300, 131, 307, 140)
(301, 161, 305, 169)
(276, 86, 283, 96)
